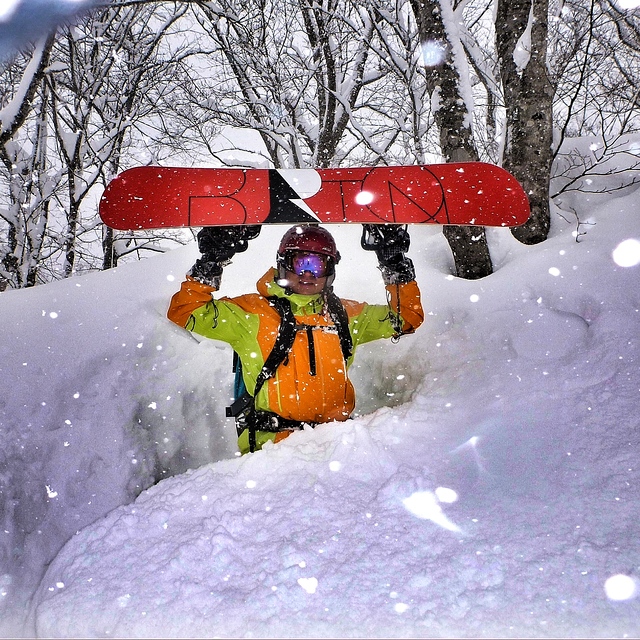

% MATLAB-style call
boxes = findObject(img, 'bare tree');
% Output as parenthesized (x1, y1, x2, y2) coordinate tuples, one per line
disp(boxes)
(550, 0, 640, 203)
(182, 0, 493, 278)
(181, 0, 384, 169)
(359, 0, 436, 165)
(408, 0, 493, 279)
(496, 0, 553, 245)
(47, 2, 191, 275)
(0, 35, 57, 288)
(455, 0, 503, 164)
(0, 2, 193, 288)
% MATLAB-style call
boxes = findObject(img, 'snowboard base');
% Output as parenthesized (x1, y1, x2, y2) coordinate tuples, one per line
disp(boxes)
(99, 163, 530, 230)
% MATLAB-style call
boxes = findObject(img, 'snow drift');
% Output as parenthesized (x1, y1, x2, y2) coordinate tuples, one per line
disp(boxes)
(1, 182, 640, 637)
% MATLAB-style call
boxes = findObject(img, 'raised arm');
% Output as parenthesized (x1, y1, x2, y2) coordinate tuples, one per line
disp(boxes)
(361, 224, 423, 335)
(167, 225, 260, 327)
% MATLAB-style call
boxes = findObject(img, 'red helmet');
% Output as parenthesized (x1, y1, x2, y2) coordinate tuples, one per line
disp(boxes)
(277, 225, 341, 262)
(276, 225, 340, 289)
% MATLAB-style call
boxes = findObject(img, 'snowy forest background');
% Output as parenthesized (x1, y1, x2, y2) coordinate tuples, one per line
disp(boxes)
(1, 0, 640, 288)
(2, 0, 640, 638)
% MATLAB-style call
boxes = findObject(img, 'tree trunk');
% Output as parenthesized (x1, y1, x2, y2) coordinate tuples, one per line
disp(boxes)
(442, 225, 492, 280)
(64, 170, 78, 278)
(496, 0, 553, 244)
(102, 225, 116, 270)
(0, 35, 55, 288)
(409, 0, 493, 279)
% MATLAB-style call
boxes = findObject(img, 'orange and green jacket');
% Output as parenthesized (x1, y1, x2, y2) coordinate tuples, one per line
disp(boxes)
(167, 269, 423, 452)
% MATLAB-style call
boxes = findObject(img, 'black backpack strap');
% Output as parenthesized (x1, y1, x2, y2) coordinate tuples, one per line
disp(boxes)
(228, 293, 353, 453)
(253, 296, 297, 394)
(227, 296, 297, 417)
(325, 290, 353, 361)
(226, 296, 298, 451)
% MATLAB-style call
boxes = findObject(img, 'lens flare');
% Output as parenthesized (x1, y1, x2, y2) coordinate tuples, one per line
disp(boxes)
(402, 490, 460, 532)
(612, 238, 640, 267)
(604, 574, 637, 601)
(0, 0, 19, 22)
(355, 191, 374, 206)
(420, 40, 447, 67)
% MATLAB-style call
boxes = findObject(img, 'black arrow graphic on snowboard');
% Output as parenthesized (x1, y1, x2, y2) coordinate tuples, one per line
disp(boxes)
(265, 170, 321, 224)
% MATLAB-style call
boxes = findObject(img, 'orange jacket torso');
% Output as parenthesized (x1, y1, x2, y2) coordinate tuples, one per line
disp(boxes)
(168, 269, 424, 424)
(229, 291, 357, 422)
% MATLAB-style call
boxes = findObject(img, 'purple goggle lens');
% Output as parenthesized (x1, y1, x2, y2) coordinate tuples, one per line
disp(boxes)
(289, 252, 329, 277)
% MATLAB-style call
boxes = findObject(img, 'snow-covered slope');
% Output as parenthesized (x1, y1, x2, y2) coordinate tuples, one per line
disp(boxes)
(2, 187, 640, 637)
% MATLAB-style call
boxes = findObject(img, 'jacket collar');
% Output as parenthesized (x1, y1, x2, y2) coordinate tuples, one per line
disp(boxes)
(257, 268, 326, 315)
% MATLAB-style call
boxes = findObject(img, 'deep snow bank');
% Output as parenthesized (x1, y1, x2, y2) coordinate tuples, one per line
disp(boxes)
(0, 224, 424, 636)
(27, 190, 640, 638)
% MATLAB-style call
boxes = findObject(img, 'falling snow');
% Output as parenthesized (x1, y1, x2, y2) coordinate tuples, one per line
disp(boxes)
(2, 164, 640, 637)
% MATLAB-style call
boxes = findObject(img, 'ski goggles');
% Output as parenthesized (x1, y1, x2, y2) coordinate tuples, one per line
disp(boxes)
(285, 251, 332, 278)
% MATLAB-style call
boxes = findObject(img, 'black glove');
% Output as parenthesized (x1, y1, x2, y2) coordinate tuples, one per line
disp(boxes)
(189, 225, 261, 287)
(361, 224, 416, 285)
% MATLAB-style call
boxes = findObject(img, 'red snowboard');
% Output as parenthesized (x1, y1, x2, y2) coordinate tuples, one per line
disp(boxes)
(99, 163, 529, 230)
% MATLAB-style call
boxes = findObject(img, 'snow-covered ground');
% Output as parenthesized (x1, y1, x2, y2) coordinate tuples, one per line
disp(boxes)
(1, 168, 640, 637)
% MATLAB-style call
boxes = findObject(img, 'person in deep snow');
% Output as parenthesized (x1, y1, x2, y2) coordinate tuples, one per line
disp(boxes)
(167, 224, 424, 454)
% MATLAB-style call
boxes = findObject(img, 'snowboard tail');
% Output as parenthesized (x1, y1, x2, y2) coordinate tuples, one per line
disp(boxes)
(99, 163, 529, 230)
